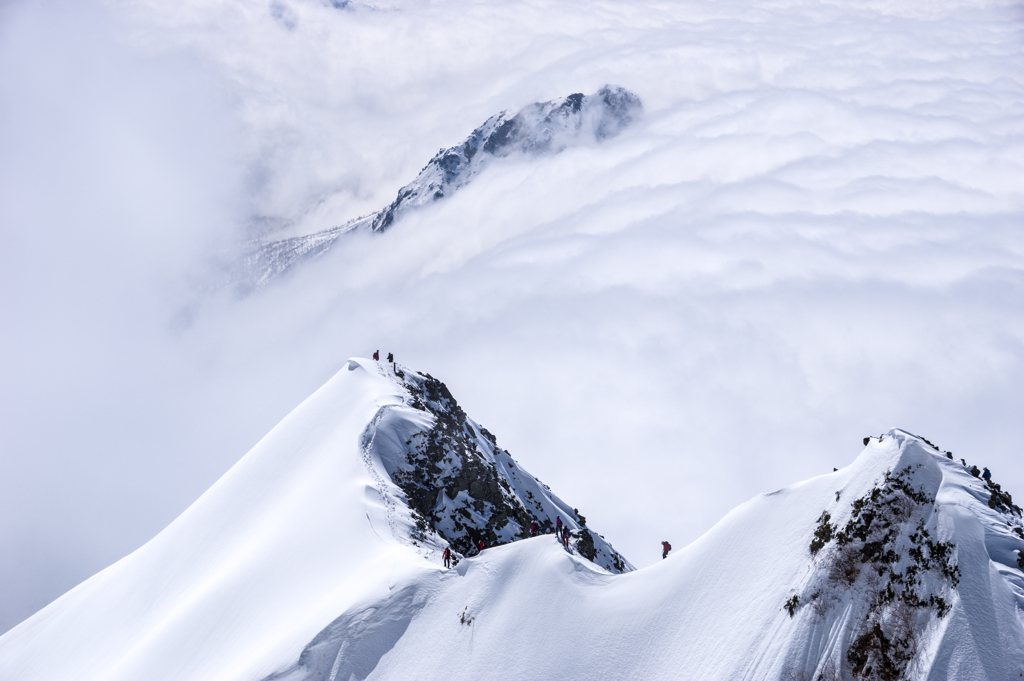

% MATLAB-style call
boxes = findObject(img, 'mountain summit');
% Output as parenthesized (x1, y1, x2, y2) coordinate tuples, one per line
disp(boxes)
(0, 361, 1021, 680)
(369, 85, 642, 234)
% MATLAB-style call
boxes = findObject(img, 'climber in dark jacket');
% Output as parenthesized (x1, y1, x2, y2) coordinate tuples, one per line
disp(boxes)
(373, 350, 379, 361)
(983, 467, 992, 482)
(387, 352, 394, 363)
(442, 546, 451, 568)
(662, 541, 672, 559)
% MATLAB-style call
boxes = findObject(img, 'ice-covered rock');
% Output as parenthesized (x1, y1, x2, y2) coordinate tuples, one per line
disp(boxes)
(368, 364, 631, 572)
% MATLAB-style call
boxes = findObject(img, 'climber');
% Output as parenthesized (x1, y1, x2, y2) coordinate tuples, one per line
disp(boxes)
(563, 530, 570, 549)
(530, 521, 537, 536)
(373, 350, 379, 361)
(387, 352, 394, 363)
(662, 540, 672, 559)
(983, 467, 992, 482)
(555, 516, 562, 535)
(442, 546, 451, 568)
(478, 539, 485, 554)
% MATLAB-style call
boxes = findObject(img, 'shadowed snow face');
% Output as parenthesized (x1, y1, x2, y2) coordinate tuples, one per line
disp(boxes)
(1, 0, 1023, 636)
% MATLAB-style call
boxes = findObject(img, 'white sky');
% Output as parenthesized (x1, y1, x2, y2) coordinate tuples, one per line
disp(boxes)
(1, 0, 1022, 634)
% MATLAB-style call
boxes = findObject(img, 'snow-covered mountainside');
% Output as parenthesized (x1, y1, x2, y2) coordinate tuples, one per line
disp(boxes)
(232, 85, 641, 292)
(363, 363, 631, 572)
(234, 219, 371, 293)
(0, 361, 1021, 681)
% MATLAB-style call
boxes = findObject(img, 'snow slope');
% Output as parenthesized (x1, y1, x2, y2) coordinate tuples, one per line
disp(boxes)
(0, 359, 627, 681)
(1, 361, 1021, 680)
(0, 359, 416, 681)
(268, 428, 1024, 681)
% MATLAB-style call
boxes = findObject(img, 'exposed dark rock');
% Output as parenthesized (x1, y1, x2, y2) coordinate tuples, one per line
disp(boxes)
(791, 465, 961, 680)
(986, 480, 1022, 516)
(576, 528, 597, 561)
(376, 367, 631, 573)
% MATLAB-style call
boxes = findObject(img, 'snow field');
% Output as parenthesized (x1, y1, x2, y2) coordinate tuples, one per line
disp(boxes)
(278, 427, 1024, 680)
(1, 361, 1021, 680)
(0, 360, 429, 681)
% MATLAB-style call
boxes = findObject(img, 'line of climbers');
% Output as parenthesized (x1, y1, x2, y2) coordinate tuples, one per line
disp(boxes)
(372, 349, 394, 364)
(863, 435, 997, 486)
(438, 514, 673, 567)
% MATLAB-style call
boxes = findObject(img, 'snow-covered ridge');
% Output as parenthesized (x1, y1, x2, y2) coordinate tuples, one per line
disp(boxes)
(231, 86, 641, 292)
(265, 427, 1024, 681)
(365, 362, 632, 572)
(775, 429, 1024, 679)
(1, 357, 1022, 681)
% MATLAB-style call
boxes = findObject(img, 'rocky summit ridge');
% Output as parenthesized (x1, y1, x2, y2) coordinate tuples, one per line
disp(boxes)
(363, 360, 632, 573)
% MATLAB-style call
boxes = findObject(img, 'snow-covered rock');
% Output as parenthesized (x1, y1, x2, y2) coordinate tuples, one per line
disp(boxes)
(370, 85, 642, 234)
(0, 361, 1021, 681)
(232, 86, 642, 292)
(369, 364, 631, 572)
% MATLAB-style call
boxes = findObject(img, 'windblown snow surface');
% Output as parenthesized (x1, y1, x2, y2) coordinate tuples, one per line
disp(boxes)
(3, 0, 1024, 641)
(1, 359, 1022, 680)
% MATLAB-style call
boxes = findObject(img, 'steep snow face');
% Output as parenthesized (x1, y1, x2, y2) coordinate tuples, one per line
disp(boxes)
(367, 364, 632, 572)
(232, 86, 641, 291)
(773, 431, 1024, 680)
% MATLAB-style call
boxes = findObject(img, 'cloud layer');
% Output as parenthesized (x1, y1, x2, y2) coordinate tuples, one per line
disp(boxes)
(1, 0, 1022, 634)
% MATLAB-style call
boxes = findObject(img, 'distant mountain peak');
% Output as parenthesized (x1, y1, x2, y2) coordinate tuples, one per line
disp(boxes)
(370, 85, 642, 234)
(232, 86, 642, 292)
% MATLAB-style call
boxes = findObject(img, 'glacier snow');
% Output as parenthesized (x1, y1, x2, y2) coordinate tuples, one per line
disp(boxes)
(1, 360, 1021, 680)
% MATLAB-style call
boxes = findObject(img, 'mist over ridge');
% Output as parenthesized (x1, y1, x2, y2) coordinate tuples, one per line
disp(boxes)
(1, 0, 1022, 640)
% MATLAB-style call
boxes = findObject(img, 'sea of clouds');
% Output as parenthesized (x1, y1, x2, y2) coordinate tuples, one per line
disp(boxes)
(1, 0, 1022, 634)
